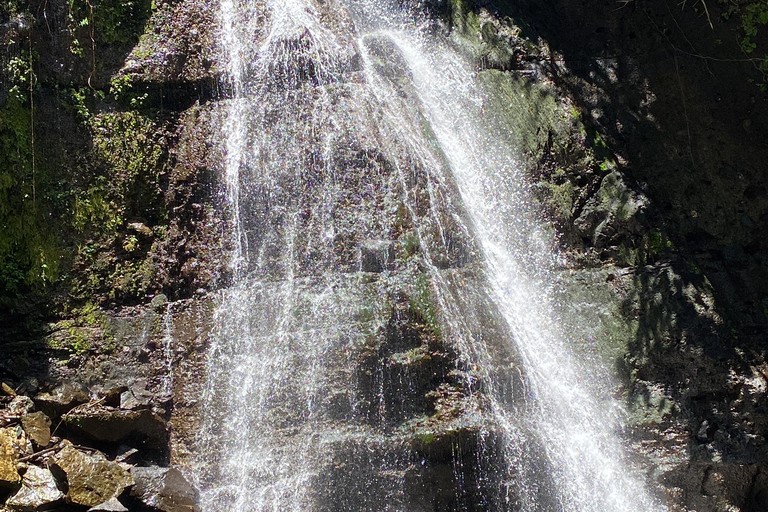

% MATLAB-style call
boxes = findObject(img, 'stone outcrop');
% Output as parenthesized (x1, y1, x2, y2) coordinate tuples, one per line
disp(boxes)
(88, 497, 129, 512)
(63, 405, 167, 450)
(0, 384, 199, 511)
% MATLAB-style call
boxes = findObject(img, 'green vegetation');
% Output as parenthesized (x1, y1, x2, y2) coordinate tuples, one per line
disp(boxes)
(716, 0, 768, 85)
(408, 274, 442, 340)
(65, 0, 153, 51)
(0, 46, 63, 307)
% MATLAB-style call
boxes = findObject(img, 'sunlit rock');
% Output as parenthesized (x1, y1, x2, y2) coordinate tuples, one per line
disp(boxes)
(0, 429, 20, 488)
(129, 466, 200, 512)
(87, 497, 130, 512)
(20, 412, 51, 449)
(5, 465, 64, 511)
(33, 383, 90, 419)
(51, 446, 133, 507)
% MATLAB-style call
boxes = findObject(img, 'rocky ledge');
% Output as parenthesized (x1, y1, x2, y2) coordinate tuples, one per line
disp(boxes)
(0, 383, 198, 511)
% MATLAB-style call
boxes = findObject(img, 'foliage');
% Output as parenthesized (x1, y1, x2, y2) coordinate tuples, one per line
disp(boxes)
(0, 0, 24, 19)
(409, 274, 442, 340)
(66, 0, 153, 50)
(715, 0, 768, 86)
(0, 46, 64, 308)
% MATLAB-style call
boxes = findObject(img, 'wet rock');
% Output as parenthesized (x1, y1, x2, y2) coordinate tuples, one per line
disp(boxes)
(0, 428, 20, 487)
(52, 445, 133, 507)
(20, 412, 51, 448)
(7, 397, 34, 417)
(119, 380, 154, 411)
(95, 387, 128, 407)
(128, 222, 154, 238)
(88, 497, 129, 511)
(63, 405, 167, 449)
(150, 294, 169, 311)
(34, 383, 90, 419)
(130, 466, 200, 512)
(5, 465, 64, 510)
(17, 379, 39, 397)
(358, 240, 394, 272)
(574, 170, 649, 248)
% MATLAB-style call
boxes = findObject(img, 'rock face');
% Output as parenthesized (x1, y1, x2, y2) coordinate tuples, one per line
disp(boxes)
(52, 446, 133, 507)
(33, 384, 90, 420)
(5, 465, 64, 510)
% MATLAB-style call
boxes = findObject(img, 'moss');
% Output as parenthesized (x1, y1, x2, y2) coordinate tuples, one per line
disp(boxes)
(408, 273, 442, 340)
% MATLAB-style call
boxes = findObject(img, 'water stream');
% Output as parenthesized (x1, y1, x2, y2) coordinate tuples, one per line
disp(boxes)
(196, 1, 667, 510)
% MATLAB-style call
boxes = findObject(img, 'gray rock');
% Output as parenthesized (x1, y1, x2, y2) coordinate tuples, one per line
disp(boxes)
(5, 465, 64, 510)
(0, 428, 20, 488)
(21, 412, 52, 448)
(119, 379, 154, 411)
(34, 383, 90, 418)
(18, 378, 39, 396)
(88, 497, 129, 512)
(63, 406, 167, 448)
(130, 466, 200, 512)
(52, 446, 133, 507)
(128, 222, 154, 238)
(150, 294, 169, 310)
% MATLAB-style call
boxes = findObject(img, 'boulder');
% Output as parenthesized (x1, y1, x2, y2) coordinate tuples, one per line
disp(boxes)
(7, 397, 34, 417)
(88, 497, 129, 511)
(63, 406, 167, 449)
(20, 412, 51, 448)
(5, 465, 64, 510)
(119, 380, 155, 411)
(52, 446, 133, 507)
(34, 383, 90, 418)
(130, 466, 200, 512)
(0, 428, 20, 488)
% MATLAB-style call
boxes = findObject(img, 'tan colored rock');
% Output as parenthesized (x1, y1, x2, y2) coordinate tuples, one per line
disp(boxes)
(52, 446, 133, 507)
(6, 465, 64, 510)
(1, 383, 16, 396)
(0, 428, 20, 488)
(21, 412, 51, 448)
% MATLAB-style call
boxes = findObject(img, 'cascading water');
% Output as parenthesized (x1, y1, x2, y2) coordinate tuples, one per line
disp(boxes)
(197, 0, 668, 511)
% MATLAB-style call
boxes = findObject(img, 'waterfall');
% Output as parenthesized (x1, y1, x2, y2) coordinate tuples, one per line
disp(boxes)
(196, 0, 667, 511)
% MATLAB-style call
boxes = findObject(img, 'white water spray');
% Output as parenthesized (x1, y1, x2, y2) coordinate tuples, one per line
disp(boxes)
(197, 0, 667, 510)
